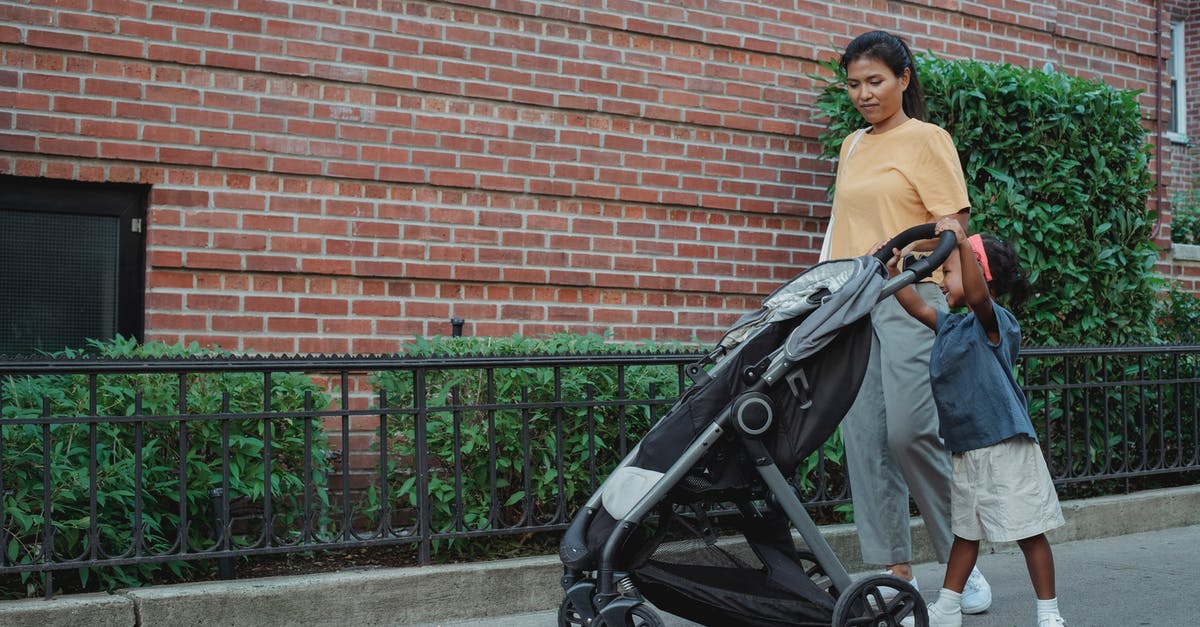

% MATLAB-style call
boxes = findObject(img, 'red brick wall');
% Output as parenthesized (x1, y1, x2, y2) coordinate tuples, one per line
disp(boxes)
(1, 0, 1194, 351)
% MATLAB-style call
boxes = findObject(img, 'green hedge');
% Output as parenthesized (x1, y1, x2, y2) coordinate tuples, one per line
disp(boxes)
(813, 54, 1162, 346)
(1171, 186, 1200, 245)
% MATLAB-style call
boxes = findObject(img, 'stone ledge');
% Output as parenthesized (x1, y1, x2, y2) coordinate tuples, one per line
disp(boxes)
(1170, 242, 1200, 261)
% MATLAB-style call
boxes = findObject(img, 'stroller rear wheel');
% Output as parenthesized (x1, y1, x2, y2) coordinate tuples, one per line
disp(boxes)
(831, 573, 926, 626)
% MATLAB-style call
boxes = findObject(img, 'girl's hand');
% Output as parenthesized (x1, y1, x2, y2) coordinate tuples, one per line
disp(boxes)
(867, 240, 901, 277)
(882, 247, 902, 277)
(934, 216, 967, 243)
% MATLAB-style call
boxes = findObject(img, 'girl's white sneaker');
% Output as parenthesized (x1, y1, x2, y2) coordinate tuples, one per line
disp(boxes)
(961, 566, 992, 614)
(925, 602, 962, 627)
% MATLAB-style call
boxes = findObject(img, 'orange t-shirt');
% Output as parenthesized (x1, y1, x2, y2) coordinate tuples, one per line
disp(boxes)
(827, 118, 970, 280)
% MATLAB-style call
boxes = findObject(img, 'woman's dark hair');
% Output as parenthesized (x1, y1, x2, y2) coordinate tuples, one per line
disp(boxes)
(980, 234, 1031, 308)
(839, 30, 927, 120)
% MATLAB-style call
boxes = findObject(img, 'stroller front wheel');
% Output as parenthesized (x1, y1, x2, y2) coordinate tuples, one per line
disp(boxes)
(601, 604, 665, 627)
(831, 573, 926, 626)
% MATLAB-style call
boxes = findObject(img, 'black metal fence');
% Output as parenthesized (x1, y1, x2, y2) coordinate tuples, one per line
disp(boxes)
(1, 345, 1198, 596)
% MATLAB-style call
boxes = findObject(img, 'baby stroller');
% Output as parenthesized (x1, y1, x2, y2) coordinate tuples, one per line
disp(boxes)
(558, 224, 956, 627)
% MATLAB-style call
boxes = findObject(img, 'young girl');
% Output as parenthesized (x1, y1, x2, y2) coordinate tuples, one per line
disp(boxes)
(881, 217, 1066, 627)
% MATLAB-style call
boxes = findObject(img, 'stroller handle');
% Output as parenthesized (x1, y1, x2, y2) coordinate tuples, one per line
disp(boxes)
(872, 222, 958, 283)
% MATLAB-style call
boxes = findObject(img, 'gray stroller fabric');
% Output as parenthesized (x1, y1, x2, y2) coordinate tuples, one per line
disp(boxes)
(560, 252, 887, 576)
(718, 257, 871, 352)
(784, 255, 886, 361)
(586, 256, 886, 522)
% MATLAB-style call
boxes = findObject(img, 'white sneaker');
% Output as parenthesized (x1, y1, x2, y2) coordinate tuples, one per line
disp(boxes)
(925, 602, 963, 627)
(1037, 615, 1066, 627)
(961, 566, 992, 614)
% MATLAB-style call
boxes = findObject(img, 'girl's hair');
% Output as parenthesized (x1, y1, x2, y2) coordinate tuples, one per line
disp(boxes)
(839, 30, 927, 120)
(979, 233, 1031, 308)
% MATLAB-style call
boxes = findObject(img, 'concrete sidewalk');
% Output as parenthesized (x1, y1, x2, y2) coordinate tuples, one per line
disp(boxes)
(2, 485, 1198, 627)
(422, 523, 1200, 627)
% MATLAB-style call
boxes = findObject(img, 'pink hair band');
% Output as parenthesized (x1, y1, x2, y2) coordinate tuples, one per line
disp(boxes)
(967, 234, 992, 282)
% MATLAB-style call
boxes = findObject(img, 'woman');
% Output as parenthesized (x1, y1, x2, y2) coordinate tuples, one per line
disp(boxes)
(824, 30, 991, 614)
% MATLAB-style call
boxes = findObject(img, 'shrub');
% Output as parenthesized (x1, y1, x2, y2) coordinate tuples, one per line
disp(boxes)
(1168, 146, 1200, 246)
(1156, 283, 1200, 343)
(0, 336, 333, 596)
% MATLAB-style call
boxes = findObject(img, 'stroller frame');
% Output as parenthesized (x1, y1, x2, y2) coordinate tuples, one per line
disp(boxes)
(560, 225, 958, 627)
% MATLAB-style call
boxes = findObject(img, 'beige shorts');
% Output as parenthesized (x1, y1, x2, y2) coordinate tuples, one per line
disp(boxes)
(950, 437, 1065, 542)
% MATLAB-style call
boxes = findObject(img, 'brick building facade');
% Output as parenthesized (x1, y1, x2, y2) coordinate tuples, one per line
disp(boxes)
(1, 0, 1198, 354)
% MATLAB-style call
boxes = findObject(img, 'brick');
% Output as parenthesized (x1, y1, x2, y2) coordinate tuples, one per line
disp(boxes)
(157, 147, 211, 166)
(351, 298, 401, 317)
(0, 130, 34, 152)
(25, 29, 85, 51)
(297, 297, 349, 316)
(186, 251, 242, 270)
(153, 188, 210, 209)
(271, 157, 321, 176)
(37, 136, 98, 157)
(186, 293, 240, 312)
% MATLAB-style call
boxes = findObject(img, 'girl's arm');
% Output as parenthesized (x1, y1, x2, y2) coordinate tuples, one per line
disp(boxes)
(895, 284, 938, 331)
(880, 246, 938, 331)
(937, 218, 1000, 343)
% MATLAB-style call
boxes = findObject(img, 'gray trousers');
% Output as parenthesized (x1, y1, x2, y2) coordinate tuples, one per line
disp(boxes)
(843, 282, 953, 566)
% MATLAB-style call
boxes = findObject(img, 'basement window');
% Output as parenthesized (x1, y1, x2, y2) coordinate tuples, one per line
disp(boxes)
(0, 175, 148, 356)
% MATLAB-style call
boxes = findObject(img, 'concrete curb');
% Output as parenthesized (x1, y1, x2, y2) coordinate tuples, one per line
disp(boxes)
(2, 485, 1198, 626)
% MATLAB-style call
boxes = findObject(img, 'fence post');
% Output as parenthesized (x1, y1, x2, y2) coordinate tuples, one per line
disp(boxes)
(209, 487, 236, 580)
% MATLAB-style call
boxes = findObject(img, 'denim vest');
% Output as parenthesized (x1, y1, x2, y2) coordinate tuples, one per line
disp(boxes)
(931, 303, 1037, 454)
